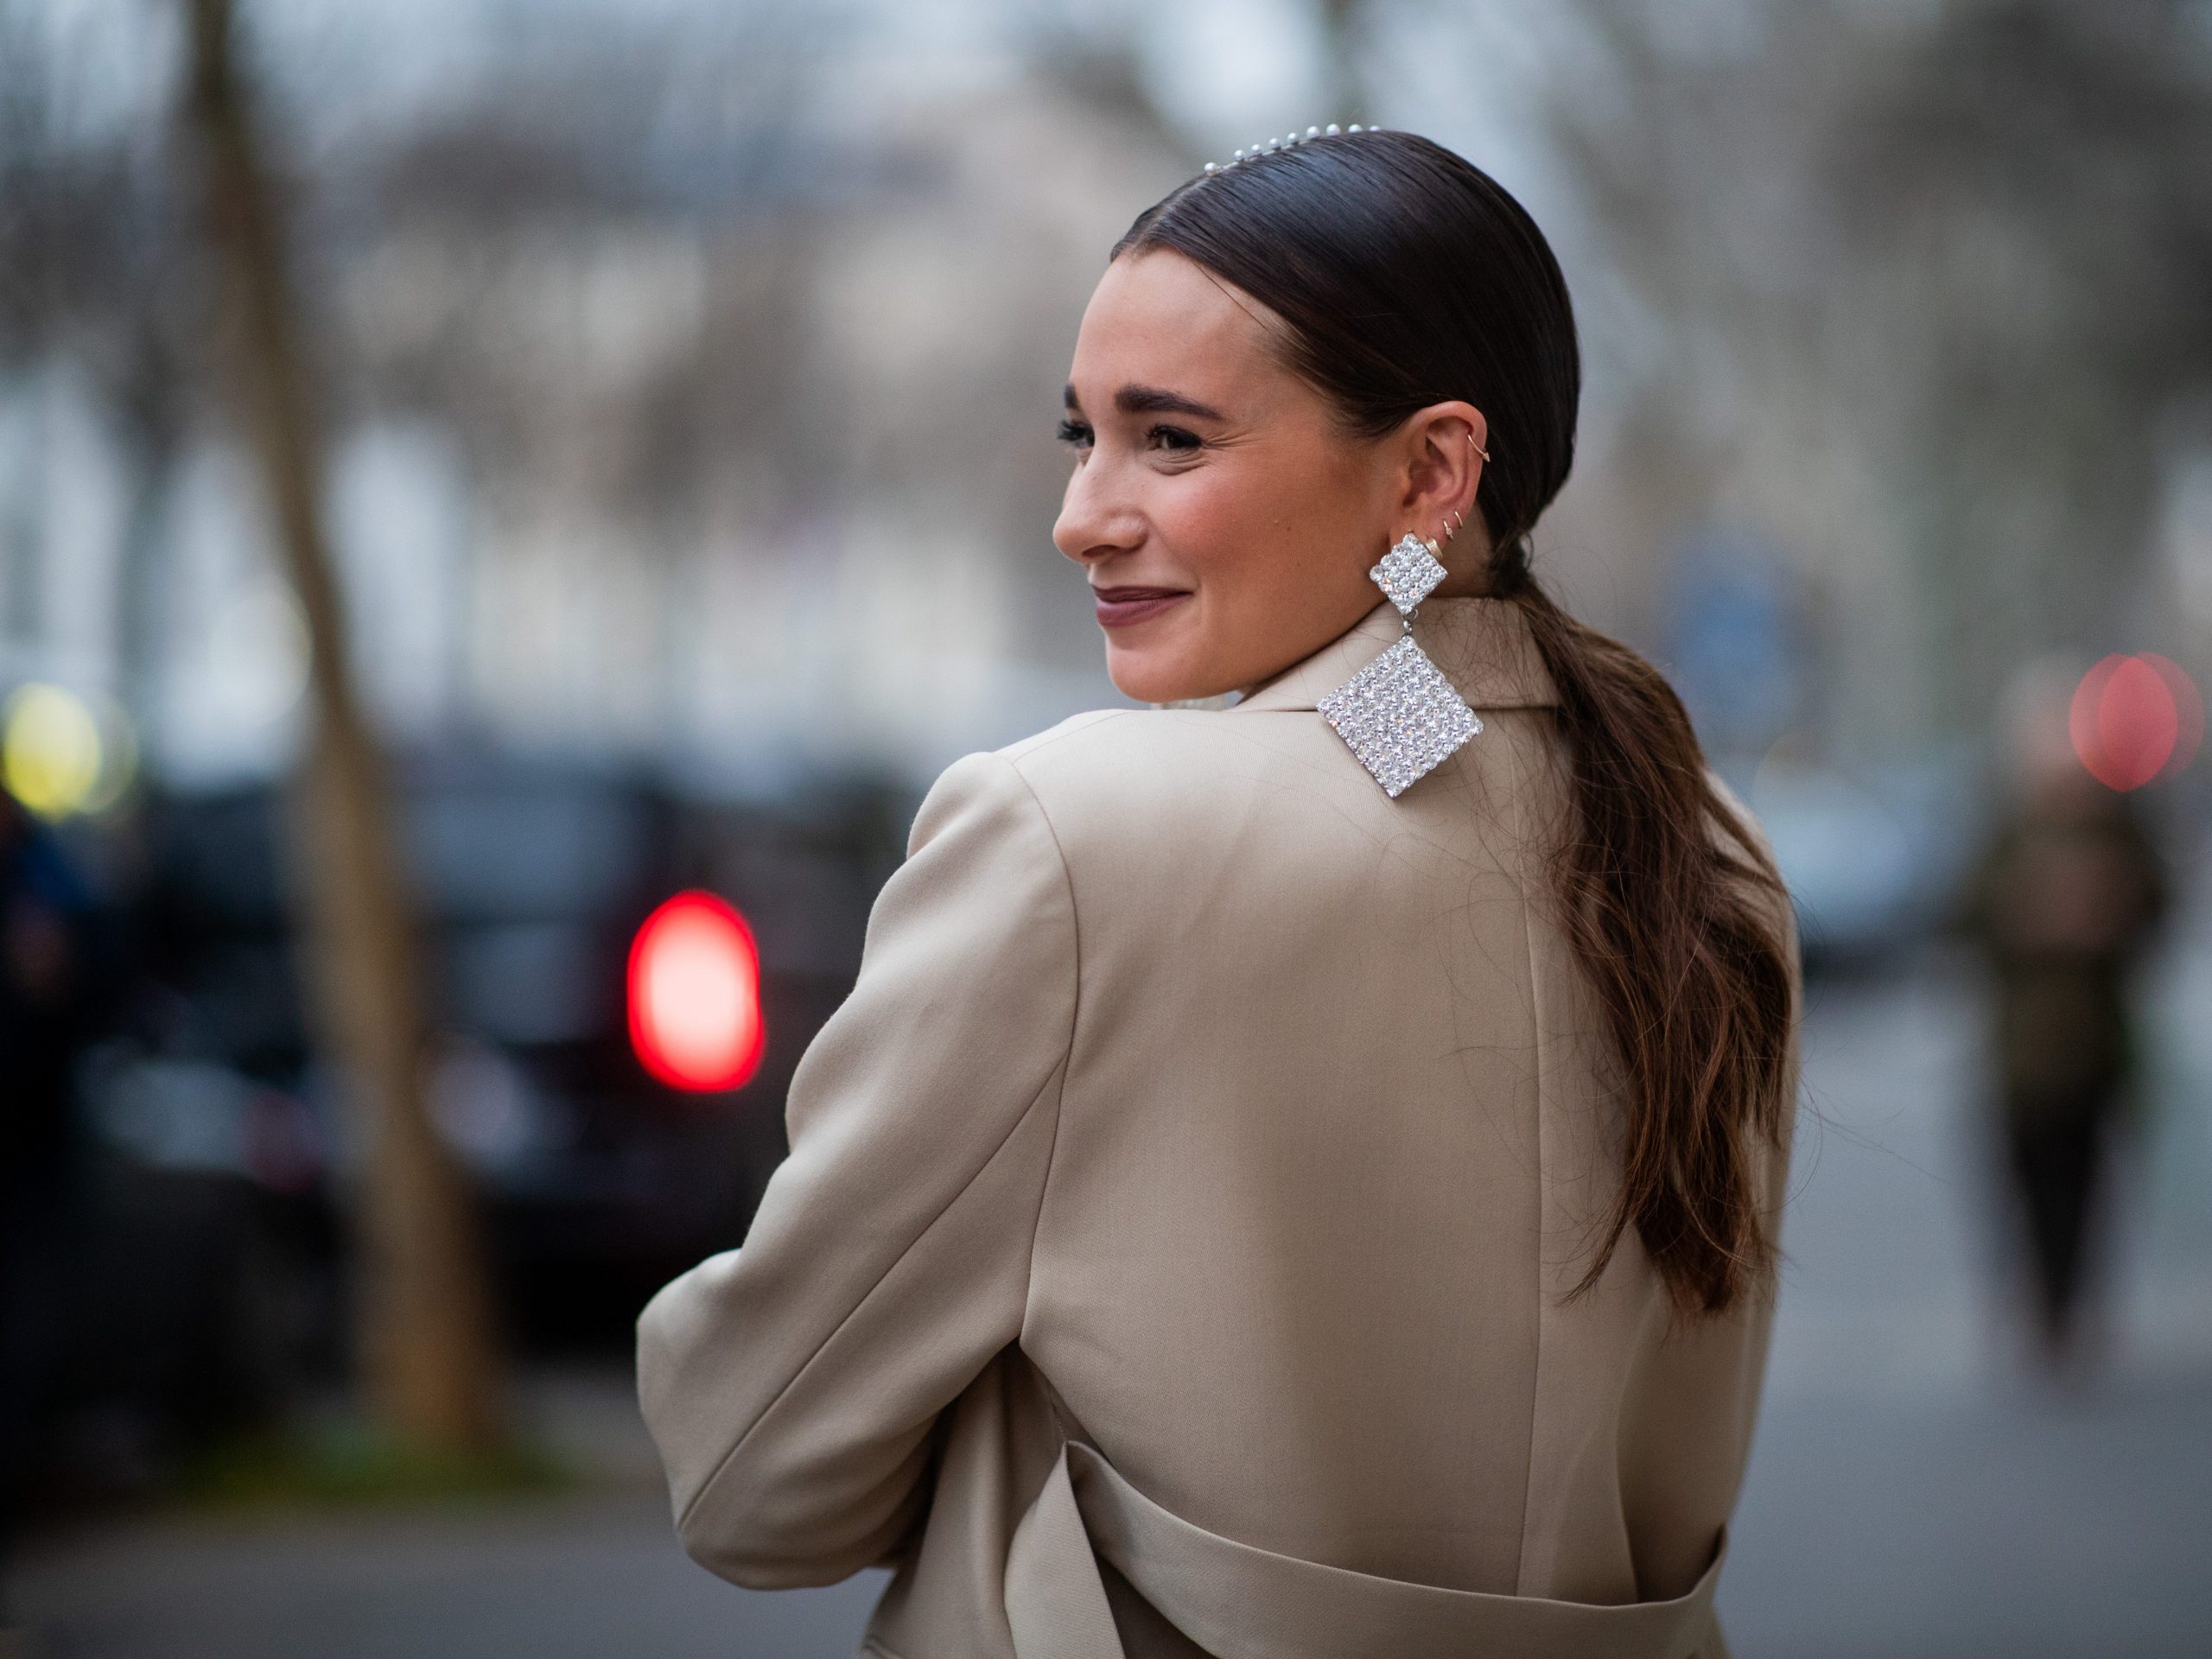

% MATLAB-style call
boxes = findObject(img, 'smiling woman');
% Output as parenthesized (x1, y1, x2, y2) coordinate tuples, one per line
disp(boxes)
(1053, 251, 1420, 701)
(638, 129, 1802, 1659)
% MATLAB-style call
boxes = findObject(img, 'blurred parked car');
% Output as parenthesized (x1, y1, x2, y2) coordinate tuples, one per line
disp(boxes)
(41, 748, 908, 1484)
(1745, 754, 1985, 971)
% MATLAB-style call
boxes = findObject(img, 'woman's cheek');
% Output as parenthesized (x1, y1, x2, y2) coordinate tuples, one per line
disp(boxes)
(1154, 467, 1266, 588)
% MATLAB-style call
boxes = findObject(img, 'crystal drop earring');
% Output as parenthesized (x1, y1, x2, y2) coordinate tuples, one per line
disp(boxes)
(1315, 529, 1483, 798)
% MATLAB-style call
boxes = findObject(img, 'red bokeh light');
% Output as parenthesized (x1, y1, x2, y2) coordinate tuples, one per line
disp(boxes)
(2069, 653, 2202, 791)
(627, 892, 764, 1092)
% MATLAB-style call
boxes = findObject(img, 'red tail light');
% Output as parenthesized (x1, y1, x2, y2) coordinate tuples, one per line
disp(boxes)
(627, 892, 764, 1091)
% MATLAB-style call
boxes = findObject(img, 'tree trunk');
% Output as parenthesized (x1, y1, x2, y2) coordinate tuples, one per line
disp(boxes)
(179, 0, 503, 1451)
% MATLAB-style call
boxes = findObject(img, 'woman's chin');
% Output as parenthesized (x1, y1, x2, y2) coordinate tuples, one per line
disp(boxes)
(1104, 645, 1212, 706)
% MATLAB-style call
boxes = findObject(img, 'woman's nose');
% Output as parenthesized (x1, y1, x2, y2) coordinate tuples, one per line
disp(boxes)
(1052, 460, 1142, 567)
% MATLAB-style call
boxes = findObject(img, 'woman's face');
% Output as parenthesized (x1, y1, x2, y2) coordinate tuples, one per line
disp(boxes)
(1054, 249, 1455, 704)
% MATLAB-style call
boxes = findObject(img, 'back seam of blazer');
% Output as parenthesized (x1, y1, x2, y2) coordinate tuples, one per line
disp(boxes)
(1503, 710, 1549, 1597)
(1000, 750, 1087, 1351)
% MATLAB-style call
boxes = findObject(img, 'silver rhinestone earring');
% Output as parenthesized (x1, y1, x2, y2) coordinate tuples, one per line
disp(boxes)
(1316, 532, 1483, 798)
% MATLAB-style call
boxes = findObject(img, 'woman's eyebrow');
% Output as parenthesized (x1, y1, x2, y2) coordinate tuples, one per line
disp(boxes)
(1113, 384, 1225, 420)
(1061, 383, 1228, 421)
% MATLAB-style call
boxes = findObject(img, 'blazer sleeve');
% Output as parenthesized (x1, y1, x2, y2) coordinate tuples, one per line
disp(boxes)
(635, 748, 1078, 1589)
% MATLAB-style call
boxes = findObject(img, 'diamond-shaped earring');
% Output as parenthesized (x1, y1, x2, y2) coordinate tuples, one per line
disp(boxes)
(1316, 533, 1482, 798)
(1370, 532, 1448, 611)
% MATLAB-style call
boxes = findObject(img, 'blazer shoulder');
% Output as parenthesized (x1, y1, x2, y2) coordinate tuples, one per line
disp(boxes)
(989, 706, 1255, 832)
(902, 710, 1176, 881)
(995, 707, 1147, 767)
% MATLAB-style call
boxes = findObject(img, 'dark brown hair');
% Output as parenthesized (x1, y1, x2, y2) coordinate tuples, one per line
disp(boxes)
(1115, 131, 1796, 1316)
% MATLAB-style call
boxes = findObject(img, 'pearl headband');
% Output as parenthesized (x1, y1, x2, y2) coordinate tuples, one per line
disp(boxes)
(1202, 124, 1379, 175)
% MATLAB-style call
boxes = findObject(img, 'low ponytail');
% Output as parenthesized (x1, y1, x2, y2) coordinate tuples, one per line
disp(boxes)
(1509, 574, 1794, 1312)
(1116, 128, 1796, 1317)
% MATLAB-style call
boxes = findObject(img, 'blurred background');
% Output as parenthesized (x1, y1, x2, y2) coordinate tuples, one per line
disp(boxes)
(3, 0, 2209, 1655)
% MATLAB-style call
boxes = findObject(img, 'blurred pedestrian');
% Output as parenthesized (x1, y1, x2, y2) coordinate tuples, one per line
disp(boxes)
(1964, 666, 2171, 1372)
(638, 129, 1802, 1658)
(0, 790, 113, 1630)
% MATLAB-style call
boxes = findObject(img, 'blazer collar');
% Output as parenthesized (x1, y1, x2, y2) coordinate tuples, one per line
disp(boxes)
(1230, 595, 1560, 714)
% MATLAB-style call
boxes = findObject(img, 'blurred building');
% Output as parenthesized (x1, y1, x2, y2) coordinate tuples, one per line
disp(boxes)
(2, 13, 1191, 796)
(8, 2, 2206, 802)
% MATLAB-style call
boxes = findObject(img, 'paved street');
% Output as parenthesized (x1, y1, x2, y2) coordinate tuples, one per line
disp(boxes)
(10, 1488, 886, 1659)
(16, 934, 2212, 1657)
(1718, 938, 2212, 1659)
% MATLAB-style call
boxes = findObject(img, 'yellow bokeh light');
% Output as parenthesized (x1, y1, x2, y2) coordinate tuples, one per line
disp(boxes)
(3, 683, 105, 819)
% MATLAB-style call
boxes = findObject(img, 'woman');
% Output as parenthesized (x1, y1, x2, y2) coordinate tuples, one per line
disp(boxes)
(638, 128, 1801, 1659)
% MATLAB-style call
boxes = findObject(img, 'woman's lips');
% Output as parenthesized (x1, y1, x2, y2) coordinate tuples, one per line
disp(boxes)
(1092, 586, 1191, 628)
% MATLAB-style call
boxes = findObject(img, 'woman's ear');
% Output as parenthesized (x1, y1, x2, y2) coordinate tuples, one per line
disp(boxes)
(1397, 402, 1490, 546)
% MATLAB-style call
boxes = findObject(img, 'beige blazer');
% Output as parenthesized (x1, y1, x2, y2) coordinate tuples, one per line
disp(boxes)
(637, 594, 1802, 1659)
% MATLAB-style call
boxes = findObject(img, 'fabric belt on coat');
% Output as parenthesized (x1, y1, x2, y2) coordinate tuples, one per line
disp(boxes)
(1003, 1440, 1730, 1659)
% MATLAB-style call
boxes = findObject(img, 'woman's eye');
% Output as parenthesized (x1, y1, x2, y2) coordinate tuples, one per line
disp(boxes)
(1147, 423, 1203, 454)
(1056, 418, 1093, 449)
